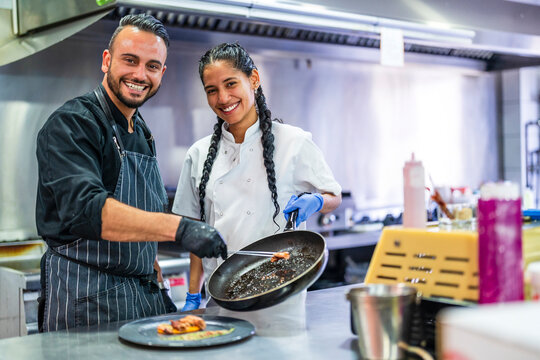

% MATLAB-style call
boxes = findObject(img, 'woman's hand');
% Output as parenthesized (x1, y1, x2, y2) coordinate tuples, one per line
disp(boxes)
(283, 193, 324, 227)
(182, 292, 202, 311)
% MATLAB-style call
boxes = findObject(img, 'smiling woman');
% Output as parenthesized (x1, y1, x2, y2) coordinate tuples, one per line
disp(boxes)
(172, 42, 342, 333)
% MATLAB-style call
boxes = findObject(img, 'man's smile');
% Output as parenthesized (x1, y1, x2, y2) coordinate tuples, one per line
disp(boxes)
(123, 80, 149, 94)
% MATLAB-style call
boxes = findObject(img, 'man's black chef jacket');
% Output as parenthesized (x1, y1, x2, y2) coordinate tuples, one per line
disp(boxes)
(36, 85, 154, 246)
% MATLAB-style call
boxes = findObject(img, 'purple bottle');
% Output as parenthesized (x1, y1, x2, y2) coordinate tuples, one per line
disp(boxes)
(478, 182, 523, 304)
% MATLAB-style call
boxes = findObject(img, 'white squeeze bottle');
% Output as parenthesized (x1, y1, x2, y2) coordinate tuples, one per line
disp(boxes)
(403, 153, 426, 228)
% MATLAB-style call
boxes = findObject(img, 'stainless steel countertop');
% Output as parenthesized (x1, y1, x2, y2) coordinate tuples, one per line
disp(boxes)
(325, 230, 381, 250)
(0, 285, 362, 360)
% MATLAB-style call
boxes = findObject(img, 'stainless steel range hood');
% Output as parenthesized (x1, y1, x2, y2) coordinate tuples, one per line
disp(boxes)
(0, 0, 116, 67)
(3, 0, 539, 70)
(109, 0, 540, 70)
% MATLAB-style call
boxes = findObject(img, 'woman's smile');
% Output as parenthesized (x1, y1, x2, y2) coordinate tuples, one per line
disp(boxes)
(221, 102, 240, 114)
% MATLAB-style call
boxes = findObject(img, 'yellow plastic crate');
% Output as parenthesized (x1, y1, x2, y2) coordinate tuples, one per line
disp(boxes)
(523, 225, 540, 268)
(365, 225, 540, 302)
(365, 226, 478, 302)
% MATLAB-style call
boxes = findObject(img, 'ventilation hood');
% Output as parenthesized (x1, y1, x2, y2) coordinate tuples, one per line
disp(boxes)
(107, 0, 540, 71)
(2, 0, 540, 70)
(0, 0, 116, 67)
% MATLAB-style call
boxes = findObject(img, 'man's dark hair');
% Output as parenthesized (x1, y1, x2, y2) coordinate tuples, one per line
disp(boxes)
(108, 14, 170, 51)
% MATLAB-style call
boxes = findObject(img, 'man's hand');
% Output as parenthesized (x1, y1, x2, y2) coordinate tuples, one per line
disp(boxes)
(154, 258, 164, 282)
(175, 218, 227, 259)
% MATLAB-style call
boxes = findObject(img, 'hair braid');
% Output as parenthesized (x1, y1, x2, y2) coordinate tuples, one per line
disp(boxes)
(198, 118, 224, 222)
(256, 86, 281, 228)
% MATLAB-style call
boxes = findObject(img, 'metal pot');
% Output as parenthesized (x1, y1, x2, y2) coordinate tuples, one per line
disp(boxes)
(207, 212, 328, 311)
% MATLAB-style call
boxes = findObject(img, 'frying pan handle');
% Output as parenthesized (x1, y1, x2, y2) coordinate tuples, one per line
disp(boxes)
(284, 209, 298, 232)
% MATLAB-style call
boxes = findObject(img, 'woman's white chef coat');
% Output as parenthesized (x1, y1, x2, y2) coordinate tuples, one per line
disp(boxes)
(172, 120, 341, 335)
(173, 120, 341, 278)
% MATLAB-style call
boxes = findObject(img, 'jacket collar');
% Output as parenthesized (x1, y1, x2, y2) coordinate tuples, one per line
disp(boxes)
(221, 119, 261, 145)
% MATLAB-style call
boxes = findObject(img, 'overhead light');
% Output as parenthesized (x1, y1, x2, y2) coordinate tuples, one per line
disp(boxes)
(250, 0, 475, 44)
(120, 0, 251, 17)
(248, 8, 377, 33)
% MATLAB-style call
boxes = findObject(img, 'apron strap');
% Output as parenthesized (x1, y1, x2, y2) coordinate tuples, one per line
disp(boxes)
(94, 86, 157, 157)
(136, 114, 157, 156)
(93, 87, 125, 158)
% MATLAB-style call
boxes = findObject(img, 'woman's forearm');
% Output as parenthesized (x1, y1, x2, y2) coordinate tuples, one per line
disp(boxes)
(320, 192, 342, 213)
(188, 254, 204, 293)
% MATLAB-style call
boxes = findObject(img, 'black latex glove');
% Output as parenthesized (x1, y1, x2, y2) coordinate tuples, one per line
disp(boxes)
(175, 217, 227, 259)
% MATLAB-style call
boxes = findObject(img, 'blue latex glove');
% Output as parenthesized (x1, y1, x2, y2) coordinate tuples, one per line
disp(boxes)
(181, 292, 201, 312)
(283, 193, 324, 227)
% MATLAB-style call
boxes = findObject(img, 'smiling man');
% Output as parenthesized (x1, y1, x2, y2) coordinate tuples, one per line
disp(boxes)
(103, 22, 166, 117)
(35, 14, 227, 332)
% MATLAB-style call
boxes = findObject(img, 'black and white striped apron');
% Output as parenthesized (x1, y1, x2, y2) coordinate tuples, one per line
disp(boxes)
(42, 87, 169, 331)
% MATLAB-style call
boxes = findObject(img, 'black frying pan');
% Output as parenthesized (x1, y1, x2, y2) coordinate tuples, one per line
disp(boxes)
(207, 212, 328, 311)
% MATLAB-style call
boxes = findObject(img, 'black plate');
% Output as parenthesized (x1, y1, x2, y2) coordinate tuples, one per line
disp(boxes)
(118, 314, 255, 348)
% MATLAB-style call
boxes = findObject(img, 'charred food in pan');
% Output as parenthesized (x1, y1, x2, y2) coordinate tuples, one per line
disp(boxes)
(270, 251, 290, 262)
(224, 248, 315, 300)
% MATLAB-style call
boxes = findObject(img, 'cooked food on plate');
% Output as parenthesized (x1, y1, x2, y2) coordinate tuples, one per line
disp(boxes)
(156, 315, 235, 341)
(157, 315, 206, 335)
(166, 328, 235, 341)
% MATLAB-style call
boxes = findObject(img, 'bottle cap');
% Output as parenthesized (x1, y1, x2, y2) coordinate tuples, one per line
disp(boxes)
(405, 152, 422, 166)
(480, 181, 520, 200)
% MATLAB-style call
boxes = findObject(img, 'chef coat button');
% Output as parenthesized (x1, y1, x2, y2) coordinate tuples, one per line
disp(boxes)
(247, 178, 251, 182)
(224, 150, 228, 154)
(219, 180, 223, 184)
(249, 148, 253, 152)
(220, 212, 223, 216)
(247, 211, 251, 215)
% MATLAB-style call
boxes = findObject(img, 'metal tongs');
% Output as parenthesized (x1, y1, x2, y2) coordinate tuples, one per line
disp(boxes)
(228, 250, 276, 258)
(227, 211, 298, 258)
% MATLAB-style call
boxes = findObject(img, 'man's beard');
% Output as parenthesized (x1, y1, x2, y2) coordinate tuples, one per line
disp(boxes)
(106, 67, 160, 109)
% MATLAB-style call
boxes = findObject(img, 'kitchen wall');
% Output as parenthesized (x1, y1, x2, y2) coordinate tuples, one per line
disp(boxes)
(0, 19, 500, 239)
(502, 67, 540, 207)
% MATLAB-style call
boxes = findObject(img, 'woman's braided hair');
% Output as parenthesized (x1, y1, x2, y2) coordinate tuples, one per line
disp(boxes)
(197, 42, 281, 228)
